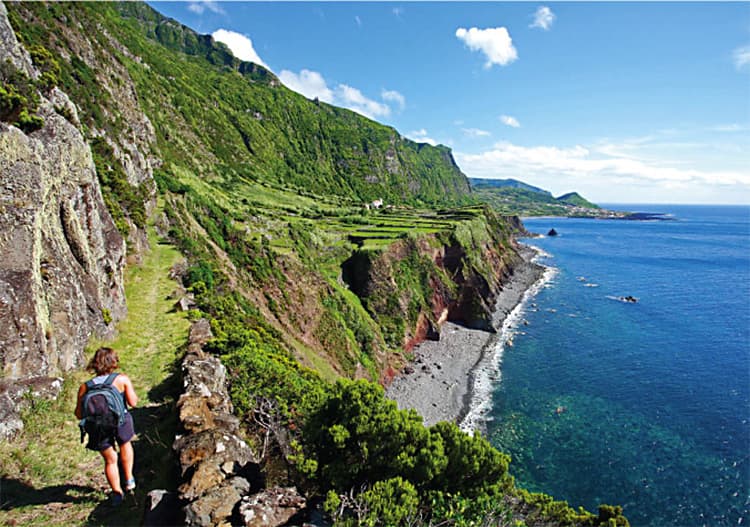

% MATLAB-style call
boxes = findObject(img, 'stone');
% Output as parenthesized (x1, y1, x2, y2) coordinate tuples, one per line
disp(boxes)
(178, 396, 215, 433)
(174, 429, 256, 475)
(0, 376, 64, 440)
(183, 481, 242, 527)
(179, 462, 225, 501)
(142, 489, 184, 527)
(174, 296, 195, 312)
(171, 320, 264, 522)
(189, 319, 214, 347)
(239, 487, 306, 527)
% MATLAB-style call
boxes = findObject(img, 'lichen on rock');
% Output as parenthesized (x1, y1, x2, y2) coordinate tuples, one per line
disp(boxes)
(0, 2, 127, 438)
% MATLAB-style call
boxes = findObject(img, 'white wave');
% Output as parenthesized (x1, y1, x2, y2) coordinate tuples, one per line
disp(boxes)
(459, 254, 557, 435)
(528, 245, 554, 260)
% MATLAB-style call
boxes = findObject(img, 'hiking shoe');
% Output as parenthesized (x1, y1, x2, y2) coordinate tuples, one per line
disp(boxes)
(109, 492, 124, 507)
(125, 478, 136, 492)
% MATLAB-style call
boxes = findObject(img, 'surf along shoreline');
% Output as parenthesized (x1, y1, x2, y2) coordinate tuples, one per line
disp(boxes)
(385, 243, 553, 432)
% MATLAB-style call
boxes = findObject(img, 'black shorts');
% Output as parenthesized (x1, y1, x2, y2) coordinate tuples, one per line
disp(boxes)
(92, 412, 135, 451)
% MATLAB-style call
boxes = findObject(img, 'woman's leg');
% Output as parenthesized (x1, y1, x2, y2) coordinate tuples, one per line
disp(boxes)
(100, 447, 123, 495)
(120, 440, 134, 485)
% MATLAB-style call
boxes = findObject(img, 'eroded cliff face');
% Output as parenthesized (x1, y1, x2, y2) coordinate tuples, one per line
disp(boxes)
(342, 213, 521, 379)
(0, 2, 127, 437)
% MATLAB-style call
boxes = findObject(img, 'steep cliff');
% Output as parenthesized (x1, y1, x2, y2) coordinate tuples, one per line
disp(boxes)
(342, 208, 520, 357)
(0, 1, 127, 437)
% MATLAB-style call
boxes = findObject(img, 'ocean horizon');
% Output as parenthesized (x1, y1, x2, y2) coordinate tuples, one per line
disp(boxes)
(482, 204, 750, 527)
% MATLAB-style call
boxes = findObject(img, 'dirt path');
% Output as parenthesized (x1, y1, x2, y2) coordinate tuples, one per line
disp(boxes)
(0, 224, 190, 526)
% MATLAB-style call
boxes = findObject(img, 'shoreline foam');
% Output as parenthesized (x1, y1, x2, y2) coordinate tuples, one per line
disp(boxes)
(385, 243, 552, 431)
(460, 246, 556, 434)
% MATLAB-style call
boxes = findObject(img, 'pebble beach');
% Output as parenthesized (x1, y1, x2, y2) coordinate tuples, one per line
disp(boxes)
(385, 246, 546, 429)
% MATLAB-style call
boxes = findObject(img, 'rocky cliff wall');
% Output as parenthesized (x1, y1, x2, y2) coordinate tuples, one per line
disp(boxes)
(342, 215, 521, 372)
(0, 1, 127, 437)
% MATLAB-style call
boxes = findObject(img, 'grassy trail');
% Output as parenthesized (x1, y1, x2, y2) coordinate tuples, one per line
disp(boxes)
(0, 222, 190, 526)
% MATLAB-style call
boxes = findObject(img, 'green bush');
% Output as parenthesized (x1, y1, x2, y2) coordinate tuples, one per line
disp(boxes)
(185, 261, 214, 289)
(28, 44, 60, 92)
(0, 59, 43, 132)
(90, 137, 149, 233)
(304, 380, 446, 491)
(326, 477, 419, 527)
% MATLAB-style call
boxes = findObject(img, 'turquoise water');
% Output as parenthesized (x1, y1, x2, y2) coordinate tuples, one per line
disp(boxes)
(486, 205, 750, 527)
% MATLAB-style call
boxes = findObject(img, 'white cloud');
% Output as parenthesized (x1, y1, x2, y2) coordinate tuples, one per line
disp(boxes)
(733, 45, 750, 70)
(279, 70, 398, 120)
(455, 141, 750, 202)
(530, 6, 556, 31)
(337, 84, 391, 119)
(712, 123, 747, 132)
(462, 128, 491, 138)
(188, 1, 224, 15)
(392, 7, 404, 18)
(408, 129, 438, 146)
(211, 29, 268, 69)
(381, 89, 406, 111)
(500, 115, 521, 128)
(278, 69, 334, 103)
(355, 15, 362, 27)
(455, 27, 518, 68)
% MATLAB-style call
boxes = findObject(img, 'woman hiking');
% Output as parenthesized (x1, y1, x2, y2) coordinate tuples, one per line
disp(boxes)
(75, 346, 138, 506)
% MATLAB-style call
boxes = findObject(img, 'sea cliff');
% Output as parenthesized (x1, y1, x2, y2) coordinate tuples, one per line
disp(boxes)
(386, 246, 545, 427)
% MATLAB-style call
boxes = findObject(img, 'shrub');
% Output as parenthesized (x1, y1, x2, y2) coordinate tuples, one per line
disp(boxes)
(0, 59, 43, 132)
(28, 44, 60, 92)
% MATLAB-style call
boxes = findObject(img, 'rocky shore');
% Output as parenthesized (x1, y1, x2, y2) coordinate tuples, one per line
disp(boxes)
(385, 246, 546, 429)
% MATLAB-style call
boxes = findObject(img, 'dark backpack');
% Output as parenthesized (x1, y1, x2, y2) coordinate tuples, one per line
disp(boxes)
(78, 373, 128, 449)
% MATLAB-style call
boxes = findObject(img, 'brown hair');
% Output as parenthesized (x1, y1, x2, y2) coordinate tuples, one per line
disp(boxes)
(87, 347, 119, 375)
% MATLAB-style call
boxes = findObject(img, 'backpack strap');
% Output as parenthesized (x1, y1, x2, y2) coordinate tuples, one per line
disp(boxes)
(83, 373, 119, 391)
(102, 372, 120, 386)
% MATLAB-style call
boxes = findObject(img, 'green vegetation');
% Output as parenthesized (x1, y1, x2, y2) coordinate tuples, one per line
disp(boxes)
(90, 137, 152, 235)
(0, 59, 44, 133)
(470, 178, 616, 218)
(3, 3, 630, 526)
(556, 192, 600, 209)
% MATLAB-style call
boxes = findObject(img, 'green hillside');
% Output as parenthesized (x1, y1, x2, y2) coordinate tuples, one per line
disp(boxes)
(556, 192, 600, 209)
(2, 2, 628, 526)
(9, 2, 471, 211)
(469, 177, 551, 195)
(470, 178, 615, 217)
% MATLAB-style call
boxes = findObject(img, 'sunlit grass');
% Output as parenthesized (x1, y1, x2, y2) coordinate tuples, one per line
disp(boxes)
(0, 215, 189, 526)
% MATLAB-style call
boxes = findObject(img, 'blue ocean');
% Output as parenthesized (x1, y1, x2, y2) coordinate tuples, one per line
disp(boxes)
(486, 205, 750, 527)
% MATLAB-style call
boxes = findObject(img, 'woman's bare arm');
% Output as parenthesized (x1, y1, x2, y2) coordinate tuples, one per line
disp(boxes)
(74, 383, 86, 419)
(120, 374, 138, 408)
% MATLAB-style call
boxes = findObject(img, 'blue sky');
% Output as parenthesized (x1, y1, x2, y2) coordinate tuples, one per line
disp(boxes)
(149, 1, 750, 204)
